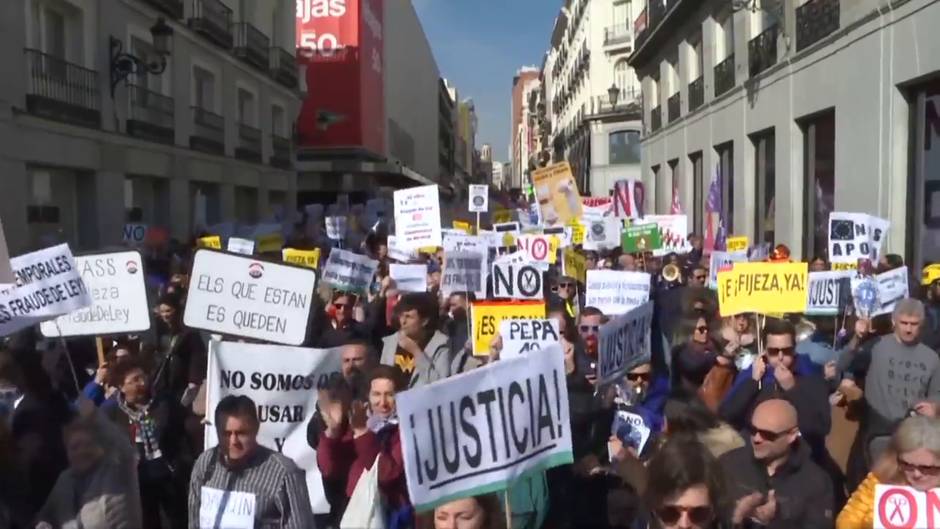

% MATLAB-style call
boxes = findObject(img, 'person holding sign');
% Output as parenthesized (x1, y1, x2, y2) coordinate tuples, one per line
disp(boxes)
(380, 293, 465, 388)
(837, 415, 940, 529)
(188, 395, 315, 529)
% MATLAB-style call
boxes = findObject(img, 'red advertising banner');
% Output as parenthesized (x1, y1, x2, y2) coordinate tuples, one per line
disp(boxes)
(296, 0, 385, 156)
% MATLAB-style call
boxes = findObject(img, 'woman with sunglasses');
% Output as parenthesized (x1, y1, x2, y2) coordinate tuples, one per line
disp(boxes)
(671, 315, 724, 396)
(837, 416, 940, 529)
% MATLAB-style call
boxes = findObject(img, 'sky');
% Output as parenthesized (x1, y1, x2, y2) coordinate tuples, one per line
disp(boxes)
(413, 0, 559, 163)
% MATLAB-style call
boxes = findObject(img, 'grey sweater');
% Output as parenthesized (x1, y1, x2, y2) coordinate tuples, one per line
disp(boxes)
(863, 335, 940, 425)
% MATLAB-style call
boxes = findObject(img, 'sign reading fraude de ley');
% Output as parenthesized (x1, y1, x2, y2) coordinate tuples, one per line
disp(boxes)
(716, 262, 808, 317)
(40, 251, 150, 337)
(184, 250, 317, 345)
(873, 484, 940, 529)
(0, 244, 92, 338)
(471, 300, 545, 356)
(397, 343, 573, 511)
(598, 302, 653, 384)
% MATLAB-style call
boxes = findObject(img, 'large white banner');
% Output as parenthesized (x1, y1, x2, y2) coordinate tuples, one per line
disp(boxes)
(598, 302, 653, 384)
(40, 251, 150, 337)
(205, 341, 341, 514)
(397, 344, 573, 511)
(828, 212, 890, 264)
(321, 248, 379, 295)
(643, 214, 692, 256)
(394, 185, 443, 250)
(0, 244, 92, 337)
(585, 270, 651, 315)
(184, 250, 317, 345)
(805, 270, 854, 316)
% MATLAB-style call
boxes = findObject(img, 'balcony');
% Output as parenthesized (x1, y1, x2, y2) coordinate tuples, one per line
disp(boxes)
(688, 76, 704, 112)
(796, 0, 839, 52)
(270, 134, 292, 169)
(604, 24, 632, 47)
(269, 47, 297, 89)
(141, 0, 183, 18)
(127, 84, 174, 145)
(667, 93, 680, 122)
(650, 105, 662, 133)
(749, 25, 779, 77)
(233, 23, 269, 71)
(588, 88, 642, 117)
(189, 0, 233, 49)
(190, 106, 224, 154)
(24, 49, 100, 129)
(714, 54, 736, 97)
(235, 123, 262, 163)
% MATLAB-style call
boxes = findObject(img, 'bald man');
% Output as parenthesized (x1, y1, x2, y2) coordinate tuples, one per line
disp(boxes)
(719, 399, 834, 529)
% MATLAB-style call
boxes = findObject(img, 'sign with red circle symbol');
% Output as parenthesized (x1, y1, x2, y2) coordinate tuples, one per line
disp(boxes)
(530, 238, 548, 261)
(516, 234, 559, 264)
(873, 484, 940, 529)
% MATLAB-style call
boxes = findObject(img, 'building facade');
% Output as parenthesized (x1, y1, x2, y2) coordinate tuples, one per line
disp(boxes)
(510, 66, 540, 189)
(0, 0, 299, 254)
(543, 0, 644, 197)
(630, 0, 940, 268)
(438, 78, 456, 183)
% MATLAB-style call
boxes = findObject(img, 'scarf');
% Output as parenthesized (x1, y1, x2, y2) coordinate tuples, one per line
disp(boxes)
(117, 394, 163, 461)
(367, 412, 399, 434)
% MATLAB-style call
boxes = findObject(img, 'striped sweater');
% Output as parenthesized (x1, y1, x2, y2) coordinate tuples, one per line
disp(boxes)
(188, 446, 316, 529)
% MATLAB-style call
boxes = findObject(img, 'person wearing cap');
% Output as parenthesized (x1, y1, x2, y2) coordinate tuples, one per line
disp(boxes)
(921, 263, 940, 351)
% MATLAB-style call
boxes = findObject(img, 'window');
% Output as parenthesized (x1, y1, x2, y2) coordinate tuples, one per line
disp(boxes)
(752, 129, 776, 244)
(614, 59, 631, 96)
(909, 80, 940, 270)
(272, 105, 286, 137)
(649, 74, 660, 108)
(131, 37, 160, 91)
(665, 159, 679, 214)
(613, 0, 630, 24)
(667, 53, 679, 97)
(688, 32, 703, 81)
(691, 152, 704, 234)
(801, 111, 836, 260)
(609, 130, 641, 165)
(651, 165, 661, 213)
(715, 10, 734, 62)
(238, 88, 255, 126)
(193, 66, 215, 111)
(716, 142, 734, 233)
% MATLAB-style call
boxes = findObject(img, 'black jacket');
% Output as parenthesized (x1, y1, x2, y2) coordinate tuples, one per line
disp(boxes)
(719, 441, 834, 529)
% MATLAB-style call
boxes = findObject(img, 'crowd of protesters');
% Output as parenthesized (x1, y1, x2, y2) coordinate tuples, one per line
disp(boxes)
(2, 212, 940, 529)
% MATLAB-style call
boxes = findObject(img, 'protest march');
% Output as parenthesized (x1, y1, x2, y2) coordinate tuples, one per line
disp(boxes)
(5, 162, 940, 529)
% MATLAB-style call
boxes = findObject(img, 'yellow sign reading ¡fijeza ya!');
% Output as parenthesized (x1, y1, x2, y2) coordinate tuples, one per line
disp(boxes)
(717, 262, 808, 316)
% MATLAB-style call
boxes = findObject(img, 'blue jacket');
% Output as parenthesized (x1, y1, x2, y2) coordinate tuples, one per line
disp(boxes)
(635, 373, 669, 434)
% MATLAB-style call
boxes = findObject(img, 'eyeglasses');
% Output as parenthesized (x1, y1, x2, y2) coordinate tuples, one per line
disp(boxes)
(655, 505, 714, 526)
(748, 424, 794, 442)
(333, 303, 348, 309)
(626, 372, 651, 382)
(897, 456, 940, 476)
(579, 325, 600, 334)
(695, 326, 709, 333)
(693, 274, 707, 281)
(766, 346, 795, 357)
(557, 282, 575, 289)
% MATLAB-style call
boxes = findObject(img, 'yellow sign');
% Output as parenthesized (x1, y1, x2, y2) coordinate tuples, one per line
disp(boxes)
(726, 236, 749, 253)
(197, 235, 221, 249)
(282, 248, 321, 269)
(717, 262, 808, 317)
(563, 248, 587, 283)
(493, 209, 513, 224)
(256, 232, 285, 254)
(453, 221, 473, 234)
(567, 220, 585, 245)
(532, 161, 583, 225)
(832, 262, 857, 271)
(471, 300, 546, 356)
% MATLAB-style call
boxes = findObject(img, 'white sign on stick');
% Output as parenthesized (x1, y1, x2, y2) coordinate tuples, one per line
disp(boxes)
(227, 237, 255, 256)
(0, 244, 92, 338)
(598, 302, 654, 384)
(443, 232, 486, 255)
(499, 319, 560, 359)
(387, 235, 419, 263)
(469, 184, 489, 213)
(184, 250, 317, 345)
(829, 212, 890, 264)
(582, 218, 622, 251)
(205, 341, 341, 514)
(806, 270, 854, 316)
(397, 343, 574, 511)
(40, 251, 150, 337)
(851, 266, 910, 317)
(585, 270, 651, 315)
(642, 215, 692, 256)
(321, 248, 379, 295)
(708, 251, 749, 289)
(122, 223, 148, 246)
(390, 263, 427, 293)
(492, 262, 544, 300)
(441, 252, 485, 297)
(515, 234, 558, 264)
(394, 185, 442, 250)
(325, 216, 347, 241)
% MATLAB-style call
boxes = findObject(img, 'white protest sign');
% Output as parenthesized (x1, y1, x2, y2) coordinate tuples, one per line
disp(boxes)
(443, 232, 487, 255)
(516, 234, 558, 265)
(749, 242, 771, 262)
(325, 216, 347, 241)
(585, 270, 651, 315)
(492, 262, 544, 300)
(397, 343, 573, 511)
(583, 218, 622, 251)
(829, 212, 890, 264)
(873, 484, 940, 529)
(499, 319, 559, 359)
(40, 251, 150, 337)
(708, 250, 749, 289)
(543, 225, 572, 248)
(493, 250, 528, 266)
(469, 184, 489, 213)
(581, 197, 613, 223)
(598, 302, 654, 384)
(493, 222, 521, 245)
(441, 252, 485, 297)
(184, 250, 316, 345)
(122, 223, 148, 246)
(614, 410, 652, 455)
(0, 244, 92, 337)
(805, 270, 854, 316)
(227, 237, 255, 256)
(394, 185, 442, 250)
(390, 264, 427, 293)
(387, 235, 419, 263)
(642, 215, 692, 256)
(205, 341, 341, 514)
(852, 266, 910, 317)
(199, 487, 255, 529)
(321, 248, 379, 295)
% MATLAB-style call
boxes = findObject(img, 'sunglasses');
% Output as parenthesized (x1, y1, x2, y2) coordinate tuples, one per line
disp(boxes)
(695, 325, 709, 333)
(333, 302, 350, 309)
(557, 282, 575, 289)
(693, 274, 707, 281)
(748, 424, 794, 442)
(626, 372, 651, 382)
(579, 325, 600, 333)
(766, 346, 795, 356)
(655, 505, 714, 525)
(897, 456, 940, 476)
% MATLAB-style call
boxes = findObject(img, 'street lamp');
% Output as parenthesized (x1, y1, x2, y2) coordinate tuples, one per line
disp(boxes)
(109, 17, 174, 97)
(608, 84, 621, 108)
